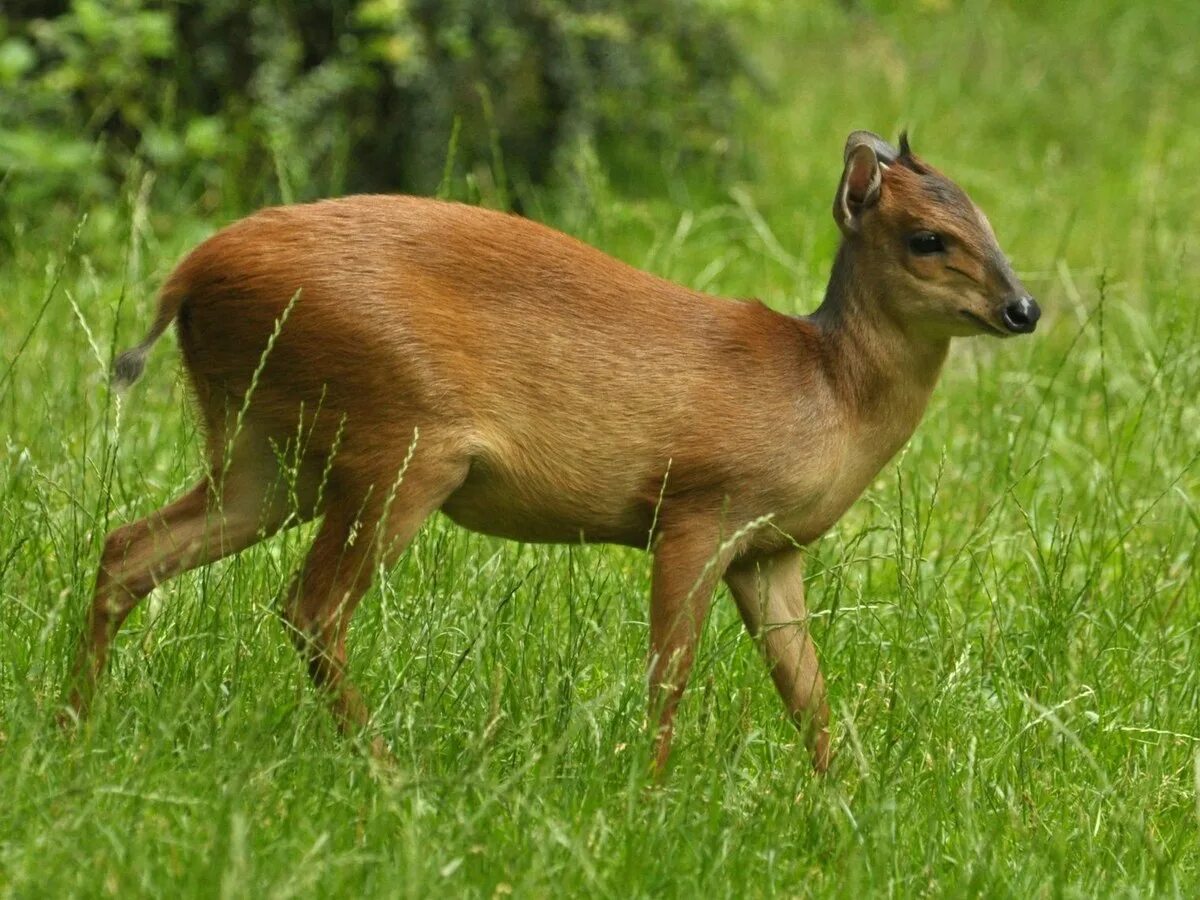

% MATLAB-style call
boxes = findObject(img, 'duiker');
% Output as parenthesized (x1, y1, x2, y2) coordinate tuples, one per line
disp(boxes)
(64, 131, 1038, 773)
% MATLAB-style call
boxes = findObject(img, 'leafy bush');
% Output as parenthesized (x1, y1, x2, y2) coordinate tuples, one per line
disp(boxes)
(1, 0, 753, 212)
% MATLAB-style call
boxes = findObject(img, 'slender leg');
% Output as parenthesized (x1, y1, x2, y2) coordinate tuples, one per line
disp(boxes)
(280, 461, 464, 753)
(648, 523, 733, 774)
(63, 469, 293, 721)
(725, 549, 831, 773)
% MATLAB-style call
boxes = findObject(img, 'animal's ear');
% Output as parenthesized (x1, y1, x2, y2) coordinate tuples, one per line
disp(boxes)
(834, 140, 884, 236)
(845, 130, 900, 165)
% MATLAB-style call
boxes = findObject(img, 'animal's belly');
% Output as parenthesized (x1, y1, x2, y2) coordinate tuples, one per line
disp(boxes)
(439, 465, 653, 547)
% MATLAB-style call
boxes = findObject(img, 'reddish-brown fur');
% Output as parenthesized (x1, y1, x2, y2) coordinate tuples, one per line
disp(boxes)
(63, 132, 1037, 773)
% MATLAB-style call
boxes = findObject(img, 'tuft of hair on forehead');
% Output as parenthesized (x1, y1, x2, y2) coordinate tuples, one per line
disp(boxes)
(893, 130, 932, 175)
(879, 134, 983, 231)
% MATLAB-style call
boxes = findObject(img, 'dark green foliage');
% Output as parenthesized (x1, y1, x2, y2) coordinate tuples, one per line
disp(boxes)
(1, 0, 751, 211)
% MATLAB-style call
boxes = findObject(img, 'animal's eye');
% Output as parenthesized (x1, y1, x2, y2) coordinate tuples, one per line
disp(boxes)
(907, 231, 946, 255)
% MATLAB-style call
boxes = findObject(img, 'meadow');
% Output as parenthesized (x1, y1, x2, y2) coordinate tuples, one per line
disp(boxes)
(2, 2, 1199, 896)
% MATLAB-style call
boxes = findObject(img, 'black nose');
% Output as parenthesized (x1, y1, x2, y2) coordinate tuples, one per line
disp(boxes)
(1001, 296, 1041, 334)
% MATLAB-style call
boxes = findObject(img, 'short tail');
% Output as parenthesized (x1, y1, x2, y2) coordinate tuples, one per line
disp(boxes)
(112, 273, 189, 389)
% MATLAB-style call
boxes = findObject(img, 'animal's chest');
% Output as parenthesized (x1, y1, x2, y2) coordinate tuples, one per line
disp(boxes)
(769, 418, 917, 547)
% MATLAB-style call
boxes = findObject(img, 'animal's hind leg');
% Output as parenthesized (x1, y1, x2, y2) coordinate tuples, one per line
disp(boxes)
(280, 456, 465, 752)
(63, 436, 312, 722)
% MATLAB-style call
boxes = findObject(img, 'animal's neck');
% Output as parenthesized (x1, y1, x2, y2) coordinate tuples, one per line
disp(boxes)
(810, 242, 949, 431)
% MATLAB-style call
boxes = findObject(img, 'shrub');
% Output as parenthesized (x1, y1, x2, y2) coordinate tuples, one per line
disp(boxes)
(1, 0, 753, 211)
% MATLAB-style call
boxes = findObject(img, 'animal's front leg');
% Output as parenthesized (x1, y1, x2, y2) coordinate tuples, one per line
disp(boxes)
(648, 521, 733, 774)
(725, 548, 831, 772)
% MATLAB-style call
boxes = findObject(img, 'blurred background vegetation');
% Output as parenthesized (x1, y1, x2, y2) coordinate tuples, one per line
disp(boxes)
(1, 0, 756, 216)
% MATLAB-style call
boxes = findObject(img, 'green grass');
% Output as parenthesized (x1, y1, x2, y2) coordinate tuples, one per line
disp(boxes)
(3, 2, 1200, 896)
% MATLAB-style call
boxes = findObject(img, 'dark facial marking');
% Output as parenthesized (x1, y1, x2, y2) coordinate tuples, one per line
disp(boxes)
(987, 248, 1025, 295)
(920, 176, 977, 221)
(946, 264, 981, 284)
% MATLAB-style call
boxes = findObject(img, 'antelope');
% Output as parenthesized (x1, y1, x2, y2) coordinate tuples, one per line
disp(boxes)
(62, 131, 1039, 773)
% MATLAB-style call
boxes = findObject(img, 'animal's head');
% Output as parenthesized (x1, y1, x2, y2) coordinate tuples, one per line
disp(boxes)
(833, 130, 1039, 339)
